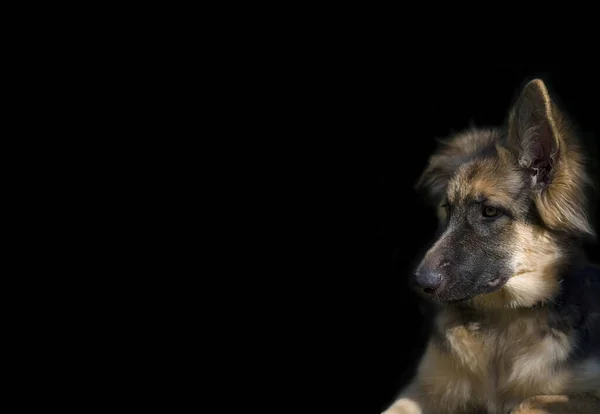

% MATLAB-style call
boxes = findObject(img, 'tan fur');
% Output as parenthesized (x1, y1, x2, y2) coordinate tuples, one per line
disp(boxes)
(384, 309, 599, 413)
(446, 157, 527, 216)
(437, 153, 566, 310)
(511, 394, 600, 414)
(417, 129, 501, 202)
(385, 79, 599, 414)
(420, 80, 593, 236)
(469, 224, 564, 309)
(507, 79, 593, 236)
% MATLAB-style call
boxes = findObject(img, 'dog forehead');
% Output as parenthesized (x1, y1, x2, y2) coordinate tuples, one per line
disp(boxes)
(447, 159, 522, 204)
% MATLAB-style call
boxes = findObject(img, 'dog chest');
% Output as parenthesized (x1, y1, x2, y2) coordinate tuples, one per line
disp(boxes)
(421, 309, 574, 413)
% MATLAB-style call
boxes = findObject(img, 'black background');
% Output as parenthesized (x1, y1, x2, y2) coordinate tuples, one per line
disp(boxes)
(316, 65, 600, 412)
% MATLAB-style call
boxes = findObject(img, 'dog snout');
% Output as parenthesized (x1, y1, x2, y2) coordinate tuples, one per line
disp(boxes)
(414, 259, 450, 294)
(414, 269, 444, 294)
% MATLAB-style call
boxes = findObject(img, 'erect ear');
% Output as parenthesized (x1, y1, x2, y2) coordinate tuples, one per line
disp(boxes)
(508, 79, 594, 236)
(507, 79, 560, 189)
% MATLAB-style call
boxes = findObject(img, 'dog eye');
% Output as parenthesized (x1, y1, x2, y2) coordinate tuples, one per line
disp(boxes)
(482, 206, 500, 217)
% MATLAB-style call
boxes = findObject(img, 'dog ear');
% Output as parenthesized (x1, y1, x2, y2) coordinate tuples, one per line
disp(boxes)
(508, 79, 594, 236)
(415, 154, 451, 203)
(507, 79, 560, 189)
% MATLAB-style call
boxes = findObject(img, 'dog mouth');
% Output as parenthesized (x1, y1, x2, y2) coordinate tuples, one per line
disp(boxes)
(487, 274, 505, 288)
(436, 275, 507, 304)
(445, 297, 470, 304)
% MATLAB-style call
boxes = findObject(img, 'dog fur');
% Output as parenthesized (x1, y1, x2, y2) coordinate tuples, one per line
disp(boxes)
(383, 79, 600, 414)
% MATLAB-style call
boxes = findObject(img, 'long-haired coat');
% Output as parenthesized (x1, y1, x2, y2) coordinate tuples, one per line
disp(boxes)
(384, 79, 600, 414)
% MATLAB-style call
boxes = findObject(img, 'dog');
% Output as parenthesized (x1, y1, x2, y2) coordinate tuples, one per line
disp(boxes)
(383, 79, 600, 414)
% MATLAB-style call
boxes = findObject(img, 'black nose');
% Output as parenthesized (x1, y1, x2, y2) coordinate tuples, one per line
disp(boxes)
(414, 270, 443, 294)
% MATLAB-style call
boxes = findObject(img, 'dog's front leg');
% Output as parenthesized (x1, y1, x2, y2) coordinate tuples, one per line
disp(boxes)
(510, 394, 600, 414)
(382, 383, 428, 414)
(383, 340, 476, 414)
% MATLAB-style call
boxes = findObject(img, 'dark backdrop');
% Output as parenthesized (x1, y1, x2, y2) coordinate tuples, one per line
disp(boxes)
(322, 65, 600, 412)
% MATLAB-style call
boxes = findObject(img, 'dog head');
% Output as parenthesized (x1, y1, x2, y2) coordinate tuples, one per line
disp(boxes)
(414, 79, 594, 308)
